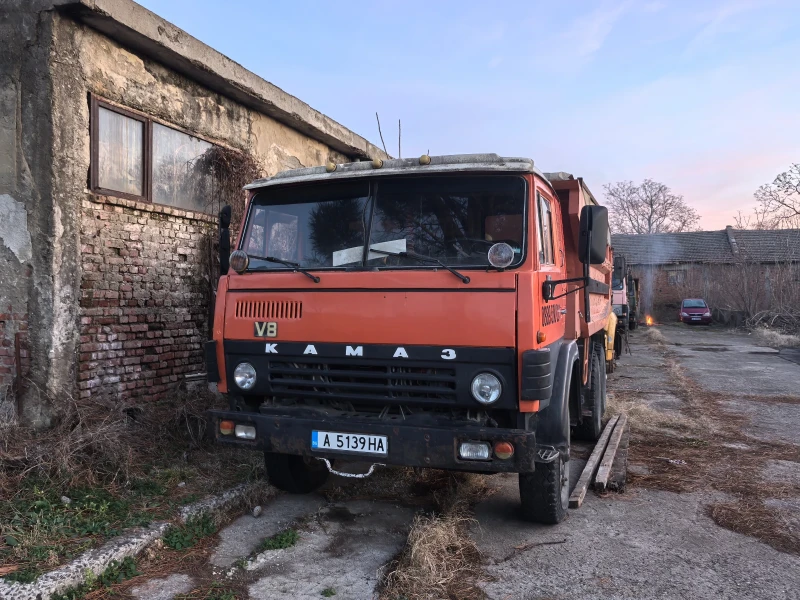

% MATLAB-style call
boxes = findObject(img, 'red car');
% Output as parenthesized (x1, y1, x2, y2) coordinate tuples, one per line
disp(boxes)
(679, 298, 712, 325)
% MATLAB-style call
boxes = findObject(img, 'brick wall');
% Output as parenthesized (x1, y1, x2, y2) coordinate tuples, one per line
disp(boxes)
(78, 194, 216, 403)
(0, 309, 29, 407)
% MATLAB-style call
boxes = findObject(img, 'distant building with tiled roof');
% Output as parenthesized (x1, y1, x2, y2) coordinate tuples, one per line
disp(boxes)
(612, 227, 800, 265)
(610, 227, 800, 322)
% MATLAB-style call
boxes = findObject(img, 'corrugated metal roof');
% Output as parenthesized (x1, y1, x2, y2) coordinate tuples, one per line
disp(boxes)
(611, 228, 800, 265)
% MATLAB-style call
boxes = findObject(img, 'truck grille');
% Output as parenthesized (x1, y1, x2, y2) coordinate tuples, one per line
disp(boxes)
(266, 358, 457, 404)
(235, 300, 302, 320)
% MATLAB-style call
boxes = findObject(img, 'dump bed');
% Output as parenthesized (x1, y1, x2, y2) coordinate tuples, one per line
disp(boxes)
(547, 174, 613, 340)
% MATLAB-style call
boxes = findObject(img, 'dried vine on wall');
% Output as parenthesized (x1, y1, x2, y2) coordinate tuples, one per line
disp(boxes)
(193, 146, 262, 328)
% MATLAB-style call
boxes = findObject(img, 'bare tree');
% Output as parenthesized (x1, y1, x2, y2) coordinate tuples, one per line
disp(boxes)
(746, 164, 800, 229)
(602, 179, 700, 234)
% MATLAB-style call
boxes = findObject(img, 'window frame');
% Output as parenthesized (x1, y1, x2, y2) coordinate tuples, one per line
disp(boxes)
(90, 94, 227, 213)
(537, 191, 555, 266)
(90, 96, 152, 203)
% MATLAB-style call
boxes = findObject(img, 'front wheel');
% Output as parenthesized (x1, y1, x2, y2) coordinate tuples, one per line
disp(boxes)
(519, 453, 570, 524)
(264, 453, 329, 493)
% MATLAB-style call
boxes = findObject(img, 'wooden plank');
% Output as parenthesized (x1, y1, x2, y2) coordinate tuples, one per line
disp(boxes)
(568, 414, 619, 508)
(607, 421, 630, 492)
(594, 413, 628, 492)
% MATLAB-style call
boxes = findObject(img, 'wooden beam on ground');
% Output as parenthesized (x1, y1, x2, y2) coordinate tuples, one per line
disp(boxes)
(595, 414, 629, 493)
(607, 420, 631, 492)
(568, 414, 620, 509)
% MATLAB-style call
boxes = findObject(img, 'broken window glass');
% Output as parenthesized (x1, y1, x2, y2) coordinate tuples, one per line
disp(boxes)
(97, 106, 144, 196)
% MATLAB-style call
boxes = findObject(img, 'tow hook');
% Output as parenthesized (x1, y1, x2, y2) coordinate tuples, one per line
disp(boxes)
(316, 458, 385, 479)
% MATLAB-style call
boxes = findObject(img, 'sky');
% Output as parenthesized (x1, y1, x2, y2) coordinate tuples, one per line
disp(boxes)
(138, 0, 800, 230)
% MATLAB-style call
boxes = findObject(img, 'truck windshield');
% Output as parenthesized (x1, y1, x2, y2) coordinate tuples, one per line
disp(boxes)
(242, 181, 370, 269)
(368, 176, 526, 268)
(240, 175, 526, 271)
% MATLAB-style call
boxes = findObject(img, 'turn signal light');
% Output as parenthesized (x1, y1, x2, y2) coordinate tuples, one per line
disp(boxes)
(220, 420, 234, 435)
(494, 441, 514, 460)
(537, 331, 547, 344)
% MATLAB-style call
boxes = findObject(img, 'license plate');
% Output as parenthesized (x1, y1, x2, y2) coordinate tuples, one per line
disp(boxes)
(691, 317, 700, 320)
(311, 430, 388, 455)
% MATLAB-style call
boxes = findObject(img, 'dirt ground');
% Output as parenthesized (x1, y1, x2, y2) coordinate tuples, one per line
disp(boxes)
(108, 324, 800, 599)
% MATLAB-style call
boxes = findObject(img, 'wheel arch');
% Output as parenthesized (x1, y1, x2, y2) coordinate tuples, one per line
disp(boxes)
(534, 339, 579, 459)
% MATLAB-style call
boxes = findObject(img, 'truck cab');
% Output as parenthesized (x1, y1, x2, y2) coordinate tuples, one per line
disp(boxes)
(207, 154, 612, 524)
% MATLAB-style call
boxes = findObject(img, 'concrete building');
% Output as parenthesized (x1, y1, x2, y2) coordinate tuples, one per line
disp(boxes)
(612, 227, 800, 321)
(0, 0, 386, 426)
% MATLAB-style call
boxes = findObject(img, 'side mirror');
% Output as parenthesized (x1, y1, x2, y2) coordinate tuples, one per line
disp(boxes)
(579, 205, 609, 265)
(219, 205, 231, 276)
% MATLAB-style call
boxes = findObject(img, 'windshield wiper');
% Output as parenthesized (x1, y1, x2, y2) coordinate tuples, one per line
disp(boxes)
(368, 248, 470, 284)
(248, 255, 320, 283)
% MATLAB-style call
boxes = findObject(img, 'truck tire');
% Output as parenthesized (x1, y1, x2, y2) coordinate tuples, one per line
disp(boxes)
(629, 317, 638, 330)
(264, 453, 329, 494)
(519, 447, 570, 524)
(597, 346, 607, 415)
(575, 349, 603, 442)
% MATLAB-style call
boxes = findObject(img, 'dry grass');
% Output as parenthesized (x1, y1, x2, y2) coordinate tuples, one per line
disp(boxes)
(0, 385, 267, 579)
(754, 327, 800, 348)
(606, 391, 698, 436)
(643, 327, 667, 344)
(379, 472, 493, 600)
(382, 513, 483, 600)
(0, 385, 224, 494)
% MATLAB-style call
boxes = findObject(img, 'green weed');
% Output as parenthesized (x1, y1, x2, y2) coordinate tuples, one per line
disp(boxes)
(321, 587, 337, 597)
(163, 514, 217, 550)
(255, 529, 299, 553)
(50, 556, 139, 600)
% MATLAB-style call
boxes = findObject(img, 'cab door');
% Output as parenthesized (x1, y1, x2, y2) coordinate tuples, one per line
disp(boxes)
(535, 188, 568, 348)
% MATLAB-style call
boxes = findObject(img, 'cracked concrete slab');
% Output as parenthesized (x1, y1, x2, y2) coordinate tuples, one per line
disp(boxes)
(211, 494, 325, 568)
(130, 573, 194, 600)
(246, 500, 414, 600)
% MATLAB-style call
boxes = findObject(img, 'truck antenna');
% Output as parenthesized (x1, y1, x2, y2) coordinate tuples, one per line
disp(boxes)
(375, 112, 388, 155)
(398, 119, 401, 159)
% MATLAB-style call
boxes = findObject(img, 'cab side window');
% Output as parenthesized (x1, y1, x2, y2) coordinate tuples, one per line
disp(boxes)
(537, 192, 555, 265)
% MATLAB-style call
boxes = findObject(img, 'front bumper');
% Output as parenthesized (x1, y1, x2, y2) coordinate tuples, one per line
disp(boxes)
(680, 315, 712, 324)
(209, 407, 538, 474)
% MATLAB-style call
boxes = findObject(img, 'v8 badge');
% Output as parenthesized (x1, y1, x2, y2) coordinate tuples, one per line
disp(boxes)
(254, 322, 277, 338)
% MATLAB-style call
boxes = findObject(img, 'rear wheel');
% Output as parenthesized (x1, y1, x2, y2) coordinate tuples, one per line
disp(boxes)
(575, 349, 603, 442)
(264, 453, 329, 494)
(519, 444, 570, 524)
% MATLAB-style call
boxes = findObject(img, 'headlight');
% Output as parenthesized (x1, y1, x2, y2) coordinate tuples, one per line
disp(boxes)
(680, 312, 689, 317)
(230, 250, 249, 273)
(703, 311, 711, 317)
(234, 362, 256, 390)
(471, 372, 502, 404)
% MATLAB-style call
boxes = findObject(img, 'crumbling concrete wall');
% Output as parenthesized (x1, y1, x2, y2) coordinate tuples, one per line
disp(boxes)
(43, 12, 351, 409)
(0, 2, 59, 426)
(1, 2, 358, 424)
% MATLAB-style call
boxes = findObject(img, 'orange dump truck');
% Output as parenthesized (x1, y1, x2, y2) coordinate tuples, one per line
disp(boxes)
(207, 155, 613, 524)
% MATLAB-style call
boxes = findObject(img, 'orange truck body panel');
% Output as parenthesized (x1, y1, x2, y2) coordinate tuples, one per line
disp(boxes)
(214, 171, 612, 406)
(550, 178, 613, 341)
